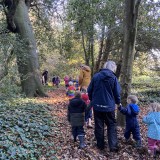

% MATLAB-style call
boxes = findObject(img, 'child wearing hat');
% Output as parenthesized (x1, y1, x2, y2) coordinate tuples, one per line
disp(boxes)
(66, 81, 76, 99)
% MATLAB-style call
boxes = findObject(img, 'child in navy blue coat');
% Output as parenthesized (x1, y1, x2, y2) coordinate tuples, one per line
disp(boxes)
(118, 95, 141, 148)
(67, 91, 87, 148)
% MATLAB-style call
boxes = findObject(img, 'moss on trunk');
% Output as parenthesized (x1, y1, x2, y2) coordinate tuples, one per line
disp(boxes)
(12, 0, 46, 97)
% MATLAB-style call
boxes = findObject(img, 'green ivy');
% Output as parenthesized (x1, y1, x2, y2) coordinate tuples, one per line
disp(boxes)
(0, 99, 59, 159)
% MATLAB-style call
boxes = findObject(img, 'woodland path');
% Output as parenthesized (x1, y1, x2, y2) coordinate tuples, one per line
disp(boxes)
(38, 87, 155, 160)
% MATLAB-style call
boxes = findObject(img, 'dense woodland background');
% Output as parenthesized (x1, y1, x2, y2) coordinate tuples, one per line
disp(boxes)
(0, 0, 159, 99)
(0, 0, 160, 159)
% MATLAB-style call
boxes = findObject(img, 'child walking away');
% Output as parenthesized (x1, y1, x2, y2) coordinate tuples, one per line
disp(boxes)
(64, 75, 70, 89)
(73, 77, 79, 90)
(66, 81, 76, 99)
(67, 91, 87, 148)
(42, 70, 48, 85)
(118, 95, 141, 148)
(143, 102, 160, 157)
(81, 87, 92, 128)
(52, 75, 56, 86)
(55, 76, 60, 88)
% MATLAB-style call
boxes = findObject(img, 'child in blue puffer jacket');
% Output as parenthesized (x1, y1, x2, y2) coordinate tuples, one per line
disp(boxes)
(118, 95, 141, 148)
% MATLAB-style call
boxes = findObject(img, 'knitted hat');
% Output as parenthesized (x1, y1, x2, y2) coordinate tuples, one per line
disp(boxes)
(69, 81, 73, 86)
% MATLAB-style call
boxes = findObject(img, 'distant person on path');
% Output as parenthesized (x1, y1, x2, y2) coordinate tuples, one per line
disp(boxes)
(73, 76, 79, 90)
(79, 64, 91, 90)
(143, 102, 160, 157)
(64, 75, 70, 89)
(69, 76, 73, 82)
(52, 75, 56, 86)
(67, 91, 87, 148)
(42, 70, 48, 85)
(88, 61, 121, 152)
(118, 95, 141, 148)
(55, 76, 60, 88)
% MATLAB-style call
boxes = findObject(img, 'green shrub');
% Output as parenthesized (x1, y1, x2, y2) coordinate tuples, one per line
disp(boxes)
(0, 99, 58, 159)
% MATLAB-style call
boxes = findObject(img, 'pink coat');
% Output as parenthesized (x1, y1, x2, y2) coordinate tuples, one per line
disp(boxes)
(64, 76, 69, 85)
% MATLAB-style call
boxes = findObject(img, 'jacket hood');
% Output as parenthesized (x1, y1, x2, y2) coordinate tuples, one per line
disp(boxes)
(130, 104, 140, 114)
(82, 65, 91, 72)
(98, 69, 115, 80)
(152, 112, 160, 125)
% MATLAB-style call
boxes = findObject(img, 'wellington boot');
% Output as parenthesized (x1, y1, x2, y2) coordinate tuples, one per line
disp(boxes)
(87, 118, 93, 128)
(78, 135, 86, 149)
(135, 140, 142, 148)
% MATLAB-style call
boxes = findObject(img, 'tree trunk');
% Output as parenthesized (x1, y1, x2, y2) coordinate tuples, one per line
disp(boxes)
(117, 0, 141, 126)
(5, 0, 46, 97)
(116, 47, 123, 79)
(81, 30, 88, 65)
(116, 60, 122, 79)
(94, 25, 105, 73)
(100, 30, 112, 68)
(90, 35, 94, 77)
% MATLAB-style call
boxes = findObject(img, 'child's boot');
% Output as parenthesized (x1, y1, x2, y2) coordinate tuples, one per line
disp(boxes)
(88, 118, 93, 128)
(72, 133, 77, 142)
(78, 135, 86, 149)
(74, 136, 77, 142)
(153, 148, 157, 158)
(135, 140, 142, 148)
(125, 138, 130, 144)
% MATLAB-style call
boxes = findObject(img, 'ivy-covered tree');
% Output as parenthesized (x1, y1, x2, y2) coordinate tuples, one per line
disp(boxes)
(0, 0, 58, 97)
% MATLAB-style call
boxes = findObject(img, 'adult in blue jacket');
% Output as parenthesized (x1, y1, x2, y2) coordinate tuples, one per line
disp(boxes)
(88, 61, 121, 152)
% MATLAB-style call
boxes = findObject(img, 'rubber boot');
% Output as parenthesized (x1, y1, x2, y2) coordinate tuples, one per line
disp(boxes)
(78, 135, 86, 149)
(88, 118, 93, 128)
(153, 149, 157, 158)
(74, 136, 77, 142)
(135, 140, 142, 148)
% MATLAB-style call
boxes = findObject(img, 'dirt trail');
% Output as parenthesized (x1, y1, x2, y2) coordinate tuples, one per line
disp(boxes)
(38, 87, 154, 160)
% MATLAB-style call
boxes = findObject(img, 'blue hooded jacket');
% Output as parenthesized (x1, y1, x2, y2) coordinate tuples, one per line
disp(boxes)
(118, 103, 140, 127)
(87, 69, 121, 112)
(143, 112, 160, 140)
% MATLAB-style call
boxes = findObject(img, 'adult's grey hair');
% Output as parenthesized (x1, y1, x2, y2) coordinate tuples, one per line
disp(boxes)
(103, 61, 117, 73)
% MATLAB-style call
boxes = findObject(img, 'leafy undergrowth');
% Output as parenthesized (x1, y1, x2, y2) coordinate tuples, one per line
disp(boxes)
(38, 87, 159, 160)
(1, 87, 159, 160)
(0, 98, 57, 160)
(132, 76, 160, 104)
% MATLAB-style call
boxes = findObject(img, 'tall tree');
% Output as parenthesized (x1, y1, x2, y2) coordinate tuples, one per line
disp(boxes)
(117, 0, 141, 126)
(94, 25, 105, 73)
(2, 0, 46, 97)
(67, 0, 96, 68)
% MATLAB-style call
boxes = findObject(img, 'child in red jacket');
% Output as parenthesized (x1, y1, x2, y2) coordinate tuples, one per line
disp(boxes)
(81, 87, 92, 128)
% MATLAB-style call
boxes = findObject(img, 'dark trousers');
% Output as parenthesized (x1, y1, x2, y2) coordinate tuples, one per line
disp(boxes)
(94, 110, 118, 149)
(42, 76, 47, 84)
(124, 124, 141, 141)
(85, 109, 92, 122)
(72, 126, 85, 138)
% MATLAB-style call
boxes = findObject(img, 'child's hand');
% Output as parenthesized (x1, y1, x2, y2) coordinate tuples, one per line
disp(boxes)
(147, 108, 152, 113)
(116, 103, 121, 108)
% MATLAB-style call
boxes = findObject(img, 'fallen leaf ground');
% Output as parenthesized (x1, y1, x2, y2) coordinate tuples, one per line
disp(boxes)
(38, 86, 159, 160)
